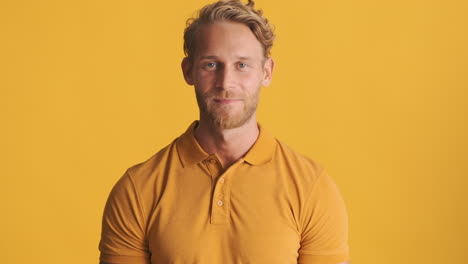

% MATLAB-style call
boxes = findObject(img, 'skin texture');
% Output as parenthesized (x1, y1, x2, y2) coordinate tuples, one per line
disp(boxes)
(182, 21, 274, 169)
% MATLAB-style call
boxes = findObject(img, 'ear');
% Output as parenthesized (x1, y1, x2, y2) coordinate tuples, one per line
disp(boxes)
(181, 57, 194, 85)
(261, 57, 274, 87)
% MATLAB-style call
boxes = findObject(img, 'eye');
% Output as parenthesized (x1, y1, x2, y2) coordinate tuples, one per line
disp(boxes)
(238, 63, 247, 69)
(205, 62, 217, 69)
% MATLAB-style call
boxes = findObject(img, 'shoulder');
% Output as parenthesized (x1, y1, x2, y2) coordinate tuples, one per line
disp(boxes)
(107, 137, 182, 215)
(273, 138, 325, 183)
(115, 137, 181, 197)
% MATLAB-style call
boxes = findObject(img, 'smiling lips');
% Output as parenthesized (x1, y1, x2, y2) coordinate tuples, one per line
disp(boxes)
(213, 98, 242, 104)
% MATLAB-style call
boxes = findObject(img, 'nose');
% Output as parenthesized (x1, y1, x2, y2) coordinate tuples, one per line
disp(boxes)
(215, 65, 236, 91)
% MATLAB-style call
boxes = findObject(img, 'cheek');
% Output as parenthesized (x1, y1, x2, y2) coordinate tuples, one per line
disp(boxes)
(242, 71, 263, 88)
(194, 75, 214, 99)
(195, 71, 215, 87)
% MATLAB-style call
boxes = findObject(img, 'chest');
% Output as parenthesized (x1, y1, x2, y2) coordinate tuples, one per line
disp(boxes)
(146, 163, 302, 263)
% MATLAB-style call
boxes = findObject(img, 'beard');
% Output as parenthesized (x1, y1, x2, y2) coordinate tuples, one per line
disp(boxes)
(195, 88, 260, 129)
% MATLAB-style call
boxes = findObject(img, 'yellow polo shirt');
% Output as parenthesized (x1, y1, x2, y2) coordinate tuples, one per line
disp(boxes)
(99, 121, 349, 264)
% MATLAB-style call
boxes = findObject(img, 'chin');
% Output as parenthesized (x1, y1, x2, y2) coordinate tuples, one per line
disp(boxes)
(211, 112, 254, 130)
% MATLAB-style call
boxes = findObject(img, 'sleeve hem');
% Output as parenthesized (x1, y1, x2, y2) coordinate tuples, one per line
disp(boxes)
(100, 253, 150, 264)
(298, 252, 350, 264)
(299, 245, 349, 255)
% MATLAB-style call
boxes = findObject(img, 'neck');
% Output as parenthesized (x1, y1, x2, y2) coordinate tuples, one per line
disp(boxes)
(194, 114, 259, 169)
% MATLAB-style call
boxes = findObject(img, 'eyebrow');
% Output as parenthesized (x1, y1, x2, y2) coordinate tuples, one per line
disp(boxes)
(199, 55, 218, 60)
(198, 55, 253, 61)
(236, 56, 252, 61)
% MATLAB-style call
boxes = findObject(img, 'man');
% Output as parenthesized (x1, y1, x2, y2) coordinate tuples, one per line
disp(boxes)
(99, 0, 350, 263)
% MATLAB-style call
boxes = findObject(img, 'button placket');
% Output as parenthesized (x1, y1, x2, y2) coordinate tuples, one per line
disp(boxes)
(211, 174, 229, 224)
(205, 158, 218, 178)
(209, 158, 241, 225)
(214, 177, 226, 208)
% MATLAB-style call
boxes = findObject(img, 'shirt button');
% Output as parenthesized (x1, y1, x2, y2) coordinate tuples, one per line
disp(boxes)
(217, 200, 223, 206)
(219, 178, 225, 184)
(210, 159, 217, 164)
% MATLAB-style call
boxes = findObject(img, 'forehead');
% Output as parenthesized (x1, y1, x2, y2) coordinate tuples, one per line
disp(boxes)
(195, 21, 264, 60)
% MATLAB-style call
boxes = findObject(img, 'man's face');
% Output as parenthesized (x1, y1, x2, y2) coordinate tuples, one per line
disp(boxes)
(182, 21, 274, 129)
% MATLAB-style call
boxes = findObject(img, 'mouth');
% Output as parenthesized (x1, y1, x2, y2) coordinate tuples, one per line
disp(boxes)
(213, 98, 242, 104)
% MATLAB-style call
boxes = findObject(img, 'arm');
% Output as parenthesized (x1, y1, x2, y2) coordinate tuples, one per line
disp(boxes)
(98, 171, 151, 264)
(297, 169, 350, 264)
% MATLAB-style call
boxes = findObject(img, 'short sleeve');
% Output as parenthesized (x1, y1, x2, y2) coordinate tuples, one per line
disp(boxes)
(298, 169, 350, 264)
(99, 171, 150, 264)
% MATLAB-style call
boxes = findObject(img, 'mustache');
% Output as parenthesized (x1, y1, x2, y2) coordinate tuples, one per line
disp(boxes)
(204, 91, 241, 99)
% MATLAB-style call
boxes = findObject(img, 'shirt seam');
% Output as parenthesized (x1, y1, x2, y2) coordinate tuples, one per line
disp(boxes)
(299, 166, 326, 237)
(125, 169, 148, 243)
(299, 247, 349, 255)
(101, 252, 149, 258)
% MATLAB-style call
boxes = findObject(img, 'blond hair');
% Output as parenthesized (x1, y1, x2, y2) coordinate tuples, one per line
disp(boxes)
(183, 0, 275, 63)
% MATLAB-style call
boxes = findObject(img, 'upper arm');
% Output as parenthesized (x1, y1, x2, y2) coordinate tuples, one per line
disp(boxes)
(297, 170, 350, 264)
(98, 171, 151, 264)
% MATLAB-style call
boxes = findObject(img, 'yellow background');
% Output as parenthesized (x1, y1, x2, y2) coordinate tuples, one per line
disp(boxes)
(1, 0, 467, 263)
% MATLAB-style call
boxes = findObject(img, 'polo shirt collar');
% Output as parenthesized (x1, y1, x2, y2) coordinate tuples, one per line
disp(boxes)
(176, 121, 210, 167)
(243, 123, 276, 166)
(176, 120, 277, 168)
